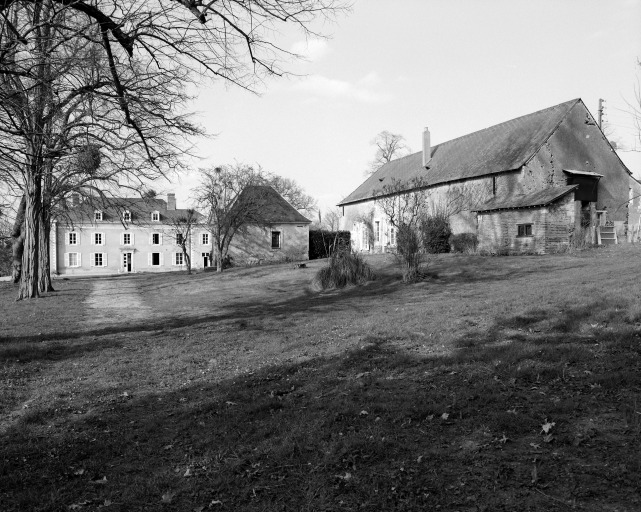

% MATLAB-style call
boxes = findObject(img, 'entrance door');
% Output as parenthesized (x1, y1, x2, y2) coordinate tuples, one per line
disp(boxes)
(202, 252, 211, 268)
(122, 252, 133, 272)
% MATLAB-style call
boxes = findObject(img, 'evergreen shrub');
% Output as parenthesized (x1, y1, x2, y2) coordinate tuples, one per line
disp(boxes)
(420, 214, 452, 254)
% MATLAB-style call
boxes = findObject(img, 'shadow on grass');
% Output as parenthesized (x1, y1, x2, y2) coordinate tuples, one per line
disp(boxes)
(2, 305, 640, 512)
(0, 337, 124, 363)
(0, 256, 592, 347)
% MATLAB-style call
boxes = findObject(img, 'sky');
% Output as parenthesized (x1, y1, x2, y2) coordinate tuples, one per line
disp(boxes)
(169, 0, 641, 213)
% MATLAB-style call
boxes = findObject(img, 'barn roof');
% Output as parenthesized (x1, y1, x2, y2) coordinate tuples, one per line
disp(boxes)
(474, 184, 578, 213)
(339, 98, 582, 206)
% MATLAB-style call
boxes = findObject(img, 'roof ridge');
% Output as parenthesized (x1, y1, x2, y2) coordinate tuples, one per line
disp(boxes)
(431, 98, 580, 150)
(371, 99, 581, 170)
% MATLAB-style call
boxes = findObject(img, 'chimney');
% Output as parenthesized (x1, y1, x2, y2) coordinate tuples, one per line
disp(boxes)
(71, 193, 80, 207)
(167, 193, 176, 211)
(422, 127, 431, 168)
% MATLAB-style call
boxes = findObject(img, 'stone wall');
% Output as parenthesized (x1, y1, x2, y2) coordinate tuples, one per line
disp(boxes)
(228, 223, 309, 264)
(626, 177, 641, 242)
(477, 192, 575, 254)
(339, 172, 523, 252)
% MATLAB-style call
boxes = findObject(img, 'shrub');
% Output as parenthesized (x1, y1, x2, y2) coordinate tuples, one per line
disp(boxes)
(420, 214, 452, 254)
(214, 254, 233, 270)
(450, 233, 478, 253)
(396, 223, 424, 283)
(314, 250, 375, 289)
(309, 230, 351, 260)
(568, 226, 593, 252)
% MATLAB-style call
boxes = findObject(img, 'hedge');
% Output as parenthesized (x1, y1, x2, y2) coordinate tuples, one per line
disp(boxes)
(309, 230, 351, 260)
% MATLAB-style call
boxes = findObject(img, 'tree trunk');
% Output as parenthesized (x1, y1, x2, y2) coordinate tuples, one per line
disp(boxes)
(215, 244, 224, 273)
(38, 210, 54, 293)
(17, 178, 41, 300)
(11, 196, 26, 283)
(182, 245, 191, 275)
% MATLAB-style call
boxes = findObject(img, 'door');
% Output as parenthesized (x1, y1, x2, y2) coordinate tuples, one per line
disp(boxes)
(122, 252, 132, 272)
(202, 252, 211, 268)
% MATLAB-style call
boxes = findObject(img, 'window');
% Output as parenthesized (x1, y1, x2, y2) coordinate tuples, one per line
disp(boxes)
(201, 233, 209, 245)
(271, 230, 281, 249)
(176, 233, 184, 245)
(517, 223, 533, 237)
(174, 252, 184, 265)
(374, 221, 380, 242)
(123, 210, 131, 222)
(94, 210, 103, 221)
(91, 253, 107, 267)
(390, 227, 396, 246)
(151, 211, 160, 222)
(151, 233, 161, 245)
(67, 232, 78, 245)
(150, 253, 162, 266)
(93, 232, 104, 245)
(65, 252, 80, 267)
(122, 232, 132, 245)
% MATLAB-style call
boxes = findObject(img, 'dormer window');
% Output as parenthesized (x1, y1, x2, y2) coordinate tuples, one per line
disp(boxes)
(123, 210, 131, 222)
(94, 210, 103, 221)
(151, 211, 160, 222)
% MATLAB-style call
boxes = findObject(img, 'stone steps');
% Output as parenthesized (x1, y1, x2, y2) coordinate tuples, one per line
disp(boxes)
(598, 226, 617, 245)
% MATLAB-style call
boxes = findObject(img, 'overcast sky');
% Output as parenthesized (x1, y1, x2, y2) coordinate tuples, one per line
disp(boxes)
(171, 0, 641, 213)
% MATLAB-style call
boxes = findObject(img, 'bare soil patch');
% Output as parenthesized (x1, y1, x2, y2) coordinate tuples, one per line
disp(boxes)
(84, 278, 152, 327)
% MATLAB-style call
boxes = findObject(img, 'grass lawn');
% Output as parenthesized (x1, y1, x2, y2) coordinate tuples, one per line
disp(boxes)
(1, 246, 640, 511)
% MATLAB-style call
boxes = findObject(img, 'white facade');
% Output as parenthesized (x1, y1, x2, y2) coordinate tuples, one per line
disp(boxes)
(53, 219, 213, 276)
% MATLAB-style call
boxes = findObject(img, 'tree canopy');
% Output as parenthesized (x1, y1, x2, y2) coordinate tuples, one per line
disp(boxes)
(0, 0, 348, 298)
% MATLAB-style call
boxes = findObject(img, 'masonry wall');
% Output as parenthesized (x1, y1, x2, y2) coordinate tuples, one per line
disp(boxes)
(477, 192, 575, 254)
(339, 172, 525, 252)
(523, 102, 631, 238)
(228, 223, 309, 265)
(627, 177, 641, 242)
(54, 221, 212, 275)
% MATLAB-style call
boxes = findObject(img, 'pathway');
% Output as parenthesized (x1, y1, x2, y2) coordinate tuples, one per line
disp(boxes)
(83, 278, 153, 327)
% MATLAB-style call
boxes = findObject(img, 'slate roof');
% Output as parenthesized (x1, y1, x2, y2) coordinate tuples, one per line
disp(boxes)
(339, 98, 582, 206)
(236, 185, 312, 224)
(64, 197, 204, 224)
(474, 185, 578, 213)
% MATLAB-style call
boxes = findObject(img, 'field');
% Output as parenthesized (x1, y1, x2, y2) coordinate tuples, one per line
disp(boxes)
(1, 247, 640, 511)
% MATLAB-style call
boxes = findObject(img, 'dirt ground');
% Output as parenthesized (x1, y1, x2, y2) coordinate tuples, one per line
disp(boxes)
(84, 278, 153, 326)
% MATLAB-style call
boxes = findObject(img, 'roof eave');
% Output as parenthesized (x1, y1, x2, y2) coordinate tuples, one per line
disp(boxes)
(474, 185, 579, 213)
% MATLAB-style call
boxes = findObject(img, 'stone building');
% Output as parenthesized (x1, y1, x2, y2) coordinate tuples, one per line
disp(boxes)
(52, 186, 310, 276)
(338, 99, 637, 254)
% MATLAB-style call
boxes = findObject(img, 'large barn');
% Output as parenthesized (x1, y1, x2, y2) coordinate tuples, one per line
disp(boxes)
(338, 99, 639, 254)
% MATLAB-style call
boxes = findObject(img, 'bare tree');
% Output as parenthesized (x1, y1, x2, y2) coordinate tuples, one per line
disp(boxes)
(167, 209, 200, 275)
(366, 131, 412, 176)
(193, 164, 267, 273)
(0, 0, 348, 299)
(320, 206, 342, 231)
(375, 177, 429, 229)
(374, 177, 430, 282)
(263, 174, 317, 219)
(632, 62, 641, 152)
